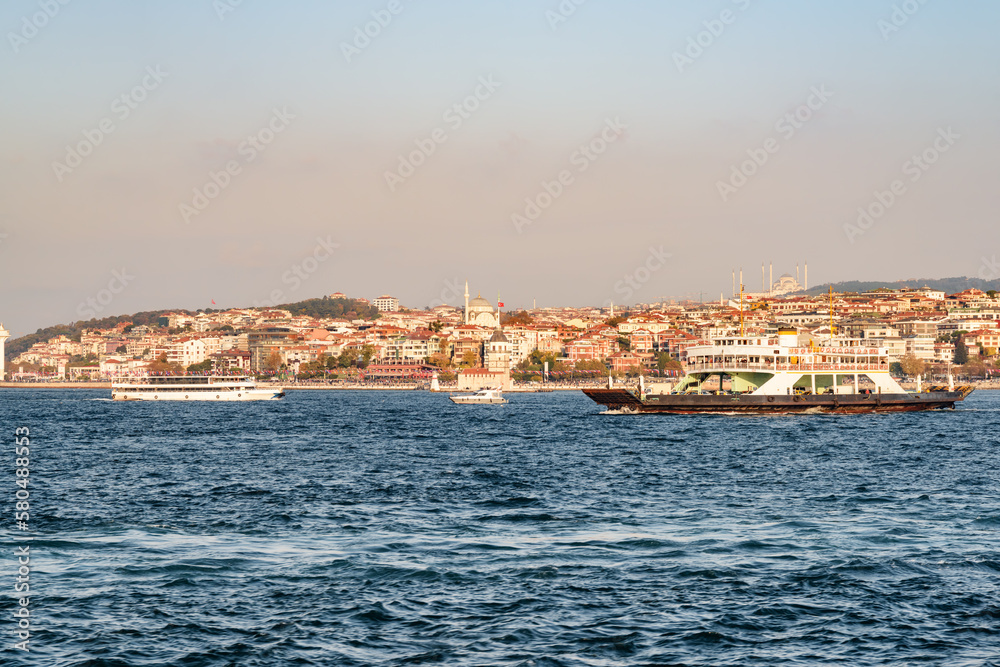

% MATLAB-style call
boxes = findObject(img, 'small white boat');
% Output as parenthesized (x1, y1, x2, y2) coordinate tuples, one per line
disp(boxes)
(449, 388, 507, 404)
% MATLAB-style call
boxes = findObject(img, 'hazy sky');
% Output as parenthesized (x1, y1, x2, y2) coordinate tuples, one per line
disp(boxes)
(2, 0, 998, 336)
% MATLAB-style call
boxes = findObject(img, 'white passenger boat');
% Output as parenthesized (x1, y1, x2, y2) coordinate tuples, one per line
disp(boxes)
(449, 388, 507, 404)
(111, 375, 284, 401)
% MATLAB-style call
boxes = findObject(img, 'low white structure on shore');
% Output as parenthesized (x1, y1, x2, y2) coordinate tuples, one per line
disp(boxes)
(457, 367, 511, 391)
(0, 323, 9, 380)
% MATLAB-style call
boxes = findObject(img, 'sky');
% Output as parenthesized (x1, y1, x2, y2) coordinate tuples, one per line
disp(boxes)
(1, 0, 998, 337)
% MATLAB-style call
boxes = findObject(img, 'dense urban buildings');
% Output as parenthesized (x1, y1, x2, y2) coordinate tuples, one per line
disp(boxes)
(5, 285, 999, 382)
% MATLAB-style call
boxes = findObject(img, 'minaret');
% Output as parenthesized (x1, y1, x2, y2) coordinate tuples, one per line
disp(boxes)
(732, 270, 735, 297)
(0, 323, 9, 380)
(796, 263, 800, 286)
(769, 262, 773, 296)
(804, 262, 808, 290)
(463, 280, 469, 325)
(761, 263, 765, 293)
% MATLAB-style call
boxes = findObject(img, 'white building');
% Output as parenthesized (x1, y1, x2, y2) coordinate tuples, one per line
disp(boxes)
(373, 295, 400, 313)
(904, 336, 936, 361)
(915, 287, 945, 301)
(934, 342, 955, 362)
(166, 337, 223, 368)
(0, 323, 9, 380)
(869, 336, 906, 362)
(859, 324, 899, 339)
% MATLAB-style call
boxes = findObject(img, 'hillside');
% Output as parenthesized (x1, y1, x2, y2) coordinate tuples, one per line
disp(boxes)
(4, 297, 378, 362)
(800, 276, 1000, 297)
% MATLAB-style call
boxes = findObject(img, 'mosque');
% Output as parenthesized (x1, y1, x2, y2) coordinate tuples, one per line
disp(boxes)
(771, 273, 803, 296)
(454, 283, 513, 391)
(729, 262, 809, 300)
(463, 282, 499, 328)
(770, 262, 807, 296)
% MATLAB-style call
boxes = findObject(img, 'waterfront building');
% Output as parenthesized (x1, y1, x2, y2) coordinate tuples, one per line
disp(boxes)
(365, 362, 436, 380)
(68, 365, 100, 380)
(609, 350, 644, 373)
(100, 358, 126, 377)
(456, 367, 509, 391)
(0, 323, 8, 379)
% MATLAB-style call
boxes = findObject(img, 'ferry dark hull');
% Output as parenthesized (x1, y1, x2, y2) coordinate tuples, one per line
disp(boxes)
(582, 388, 974, 414)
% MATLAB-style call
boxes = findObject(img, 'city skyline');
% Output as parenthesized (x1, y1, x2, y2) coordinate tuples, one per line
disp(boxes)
(3, 0, 999, 337)
(7, 280, 996, 383)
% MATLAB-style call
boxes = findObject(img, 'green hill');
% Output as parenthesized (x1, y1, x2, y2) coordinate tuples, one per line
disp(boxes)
(799, 276, 1000, 297)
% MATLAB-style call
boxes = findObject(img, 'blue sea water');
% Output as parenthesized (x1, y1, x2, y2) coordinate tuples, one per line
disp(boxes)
(2, 388, 999, 666)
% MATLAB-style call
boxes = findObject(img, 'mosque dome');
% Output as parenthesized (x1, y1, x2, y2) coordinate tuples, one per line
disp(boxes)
(468, 296, 492, 310)
(489, 329, 509, 344)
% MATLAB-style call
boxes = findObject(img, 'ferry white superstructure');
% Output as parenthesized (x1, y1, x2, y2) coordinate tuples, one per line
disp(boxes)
(111, 375, 284, 401)
(676, 328, 906, 396)
(583, 327, 973, 414)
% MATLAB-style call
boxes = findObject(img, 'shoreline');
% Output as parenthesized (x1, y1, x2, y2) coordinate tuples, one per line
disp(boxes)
(4, 381, 999, 392)
(0, 381, 602, 392)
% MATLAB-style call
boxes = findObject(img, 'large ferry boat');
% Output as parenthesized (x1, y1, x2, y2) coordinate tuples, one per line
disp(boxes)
(583, 328, 973, 414)
(111, 375, 284, 401)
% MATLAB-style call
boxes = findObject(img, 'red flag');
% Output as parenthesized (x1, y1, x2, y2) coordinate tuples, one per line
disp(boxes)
(498, 302, 504, 308)
(211, 299, 216, 305)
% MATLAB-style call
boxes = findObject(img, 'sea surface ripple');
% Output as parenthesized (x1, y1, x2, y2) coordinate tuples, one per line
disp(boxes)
(2, 389, 999, 666)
